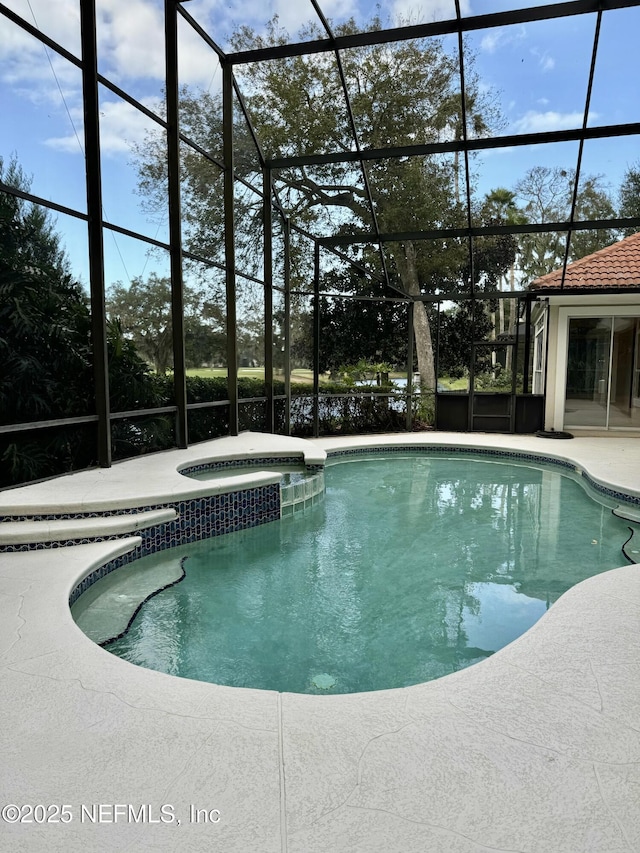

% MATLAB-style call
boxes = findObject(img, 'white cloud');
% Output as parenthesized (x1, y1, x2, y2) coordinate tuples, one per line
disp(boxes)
(480, 25, 526, 54)
(95, 0, 166, 82)
(530, 47, 554, 72)
(0, 6, 80, 94)
(511, 110, 597, 134)
(185, 0, 359, 43)
(1, 0, 216, 159)
(45, 96, 164, 156)
(276, 0, 358, 33)
(42, 107, 84, 154)
(1, 0, 174, 86)
(1, 0, 81, 56)
(480, 31, 500, 53)
(176, 17, 224, 91)
(391, 0, 470, 25)
(2, 0, 222, 89)
(2, 56, 82, 108)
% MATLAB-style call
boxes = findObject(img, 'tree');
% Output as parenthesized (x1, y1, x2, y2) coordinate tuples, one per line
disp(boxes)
(472, 188, 524, 367)
(106, 274, 225, 373)
(437, 301, 493, 379)
(0, 155, 174, 485)
(107, 274, 174, 374)
(136, 15, 502, 391)
(0, 155, 93, 426)
(515, 166, 616, 281)
(619, 161, 640, 236)
(481, 188, 525, 274)
(184, 324, 226, 369)
(317, 269, 409, 375)
(319, 297, 408, 375)
(571, 175, 619, 258)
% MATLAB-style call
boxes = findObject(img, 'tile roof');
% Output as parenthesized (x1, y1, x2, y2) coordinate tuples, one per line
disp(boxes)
(529, 231, 640, 290)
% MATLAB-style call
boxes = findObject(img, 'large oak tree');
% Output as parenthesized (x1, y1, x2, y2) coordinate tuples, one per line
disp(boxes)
(135, 16, 505, 390)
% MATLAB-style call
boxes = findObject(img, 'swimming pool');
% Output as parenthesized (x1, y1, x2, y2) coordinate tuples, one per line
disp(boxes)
(73, 453, 638, 694)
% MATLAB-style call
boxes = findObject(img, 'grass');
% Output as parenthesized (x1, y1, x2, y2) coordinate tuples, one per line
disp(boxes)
(438, 376, 470, 391)
(185, 368, 329, 385)
(185, 368, 471, 391)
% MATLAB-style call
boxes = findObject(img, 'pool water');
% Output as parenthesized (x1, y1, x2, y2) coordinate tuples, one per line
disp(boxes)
(102, 456, 635, 694)
(186, 465, 309, 485)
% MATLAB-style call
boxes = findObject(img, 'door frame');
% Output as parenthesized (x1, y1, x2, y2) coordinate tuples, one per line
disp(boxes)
(553, 304, 640, 431)
(633, 324, 640, 409)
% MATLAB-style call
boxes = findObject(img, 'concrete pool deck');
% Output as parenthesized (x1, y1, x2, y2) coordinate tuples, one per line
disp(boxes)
(1, 432, 639, 852)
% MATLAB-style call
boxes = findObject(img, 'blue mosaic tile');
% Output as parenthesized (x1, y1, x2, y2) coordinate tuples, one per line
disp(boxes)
(0, 504, 163, 523)
(3, 479, 276, 553)
(180, 455, 303, 478)
(67, 481, 283, 603)
(581, 471, 640, 507)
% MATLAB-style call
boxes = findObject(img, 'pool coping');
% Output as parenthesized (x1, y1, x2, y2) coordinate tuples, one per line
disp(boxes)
(1, 432, 640, 851)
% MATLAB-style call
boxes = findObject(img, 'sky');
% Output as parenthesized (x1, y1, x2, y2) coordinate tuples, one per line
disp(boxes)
(1, 0, 639, 291)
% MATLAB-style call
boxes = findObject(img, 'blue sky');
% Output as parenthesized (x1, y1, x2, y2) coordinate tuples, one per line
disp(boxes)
(1, 0, 639, 290)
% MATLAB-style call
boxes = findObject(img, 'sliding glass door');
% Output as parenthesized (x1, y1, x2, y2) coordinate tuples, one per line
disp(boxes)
(609, 317, 640, 428)
(564, 315, 640, 429)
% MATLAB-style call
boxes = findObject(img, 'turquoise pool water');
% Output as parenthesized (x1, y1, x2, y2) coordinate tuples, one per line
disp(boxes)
(102, 455, 635, 694)
(186, 465, 310, 485)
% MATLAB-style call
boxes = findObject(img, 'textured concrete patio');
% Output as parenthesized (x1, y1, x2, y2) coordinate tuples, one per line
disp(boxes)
(1, 432, 639, 852)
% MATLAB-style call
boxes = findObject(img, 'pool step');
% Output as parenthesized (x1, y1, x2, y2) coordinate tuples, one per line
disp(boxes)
(613, 504, 640, 524)
(71, 553, 185, 645)
(622, 526, 640, 564)
(612, 506, 640, 564)
(0, 508, 177, 547)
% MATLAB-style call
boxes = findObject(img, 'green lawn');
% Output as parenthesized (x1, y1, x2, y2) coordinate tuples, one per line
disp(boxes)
(185, 368, 470, 390)
(439, 376, 469, 391)
(186, 367, 265, 379)
(185, 367, 327, 385)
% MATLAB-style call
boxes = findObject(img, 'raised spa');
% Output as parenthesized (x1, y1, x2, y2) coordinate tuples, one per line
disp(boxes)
(72, 453, 639, 694)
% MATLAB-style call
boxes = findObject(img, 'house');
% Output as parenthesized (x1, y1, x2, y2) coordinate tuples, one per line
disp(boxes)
(529, 232, 640, 433)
